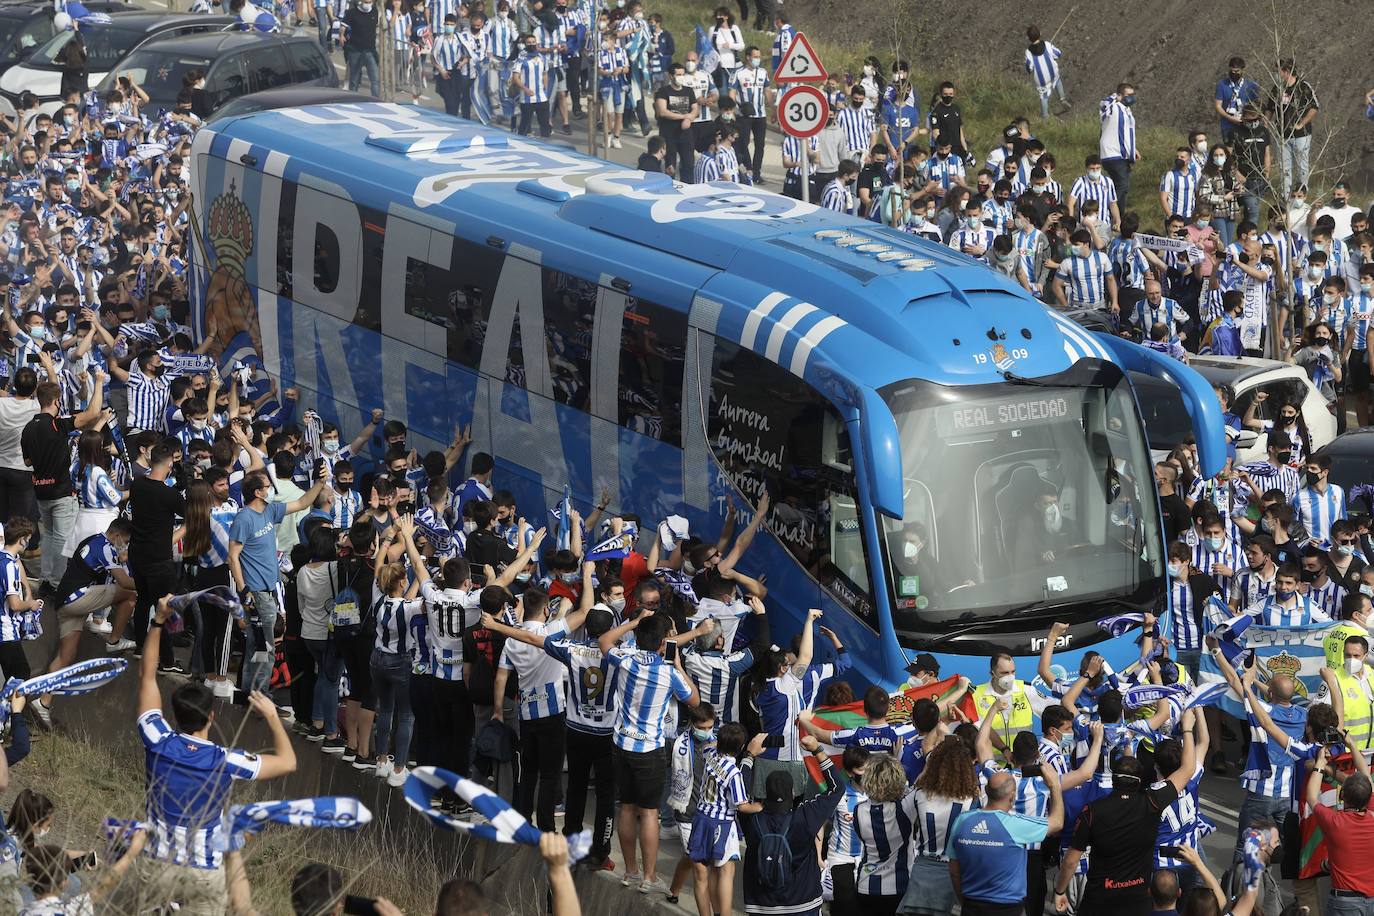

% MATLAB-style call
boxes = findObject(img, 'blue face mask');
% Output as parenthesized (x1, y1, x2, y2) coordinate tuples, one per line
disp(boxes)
(152, 304, 170, 321)
(691, 728, 714, 742)
(1206, 535, 1224, 551)
(1275, 588, 1295, 602)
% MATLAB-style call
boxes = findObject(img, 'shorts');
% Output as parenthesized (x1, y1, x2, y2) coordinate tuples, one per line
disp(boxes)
(551, 67, 567, 93)
(57, 584, 119, 638)
(1349, 349, 1370, 391)
(678, 821, 693, 847)
(599, 81, 627, 112)
(340, 630, 376, 711)
(612, 744, 667, 808)
(686, 813, 740, 865)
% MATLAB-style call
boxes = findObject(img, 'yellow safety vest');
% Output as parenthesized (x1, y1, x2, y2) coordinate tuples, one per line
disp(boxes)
(1323, 622, 1369, 672)
(973, 680, 1034, 758)
(1333, 667, 1374, 751)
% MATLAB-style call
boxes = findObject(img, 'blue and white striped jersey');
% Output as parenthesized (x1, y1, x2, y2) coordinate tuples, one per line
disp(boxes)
(605, 646, 693, 751)
(913, 787, 971, 859)
(1230, 565, 1275, 613)
(781, 134, 818, 177)
(826, 780, 867, 865)
(432, 33, 460, 71)
(1167, 576, 1203, 651)
(1191, 535, 1245, 592)
(696, 749, 749, 820)
(488, 16, 516, 60)
(1250, 593, 1326, 627)
(1132, 297, 1182, 337)
(138, 709, 261, 869)
(75, 464, 121, 509)
(456, 29, 487, 78)
(1156, 765, 1210, 869)
(1241, 694, 1312, 798)
(1108, 235, 1148, 289)
(1099, 94, 1136, 161)
(977, 763, 1052, 850)
(1291, 483, 1346, 545)
(1346, 292, 1373, 351)
(855, 786, 920, 895)
(948, 226, 997, 262)
(714, 145, 741, 183)
(1056, 250, 1113, 305)
(1306, 577, 1345, 618)
(373, 595, 425, 656)
(1038, 736, 1069, 775)
(1159, 168, 1198, 218)
(125, 368, 170, 432)
(682, 646, 753, 723)
(820, 179, 853, 214)
(0, 550, 23, 642)
(196, 498, 238, 569)
(731, 66, 769, 118)
(831, 722, 915, 756)
(695, 153, 723, 185)
(498, 617, 570, 720)
(517, 53, 550, 103)
(836, 107, 874, 153)
(421, 581, 480, 681)
(331, 488, 362, 530)
(927, 153, 965, 191)
(1069, 173, 1117, 214)
(1239, 460, 1301, 502)
(546, 637, 616, 735)
(1024, 41, 1062, 88)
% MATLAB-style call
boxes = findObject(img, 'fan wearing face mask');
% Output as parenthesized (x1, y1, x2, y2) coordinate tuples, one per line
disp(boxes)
(1317, 633, 1374, 754)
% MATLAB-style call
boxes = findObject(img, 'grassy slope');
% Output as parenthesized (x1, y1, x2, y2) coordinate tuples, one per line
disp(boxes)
(658, 4, 1184, 221)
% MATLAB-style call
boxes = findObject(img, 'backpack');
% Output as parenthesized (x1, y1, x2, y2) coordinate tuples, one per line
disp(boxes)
(328, 558, 364, 637)
(756, 812, 794, 894)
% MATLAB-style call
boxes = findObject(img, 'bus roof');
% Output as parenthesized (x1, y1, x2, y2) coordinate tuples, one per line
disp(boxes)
(200, 101, 1115, 393)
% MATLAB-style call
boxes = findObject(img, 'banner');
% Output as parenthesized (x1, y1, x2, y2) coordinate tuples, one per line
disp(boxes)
(1135, 233, 1195, 253)
(1199, 619, 1335, 718)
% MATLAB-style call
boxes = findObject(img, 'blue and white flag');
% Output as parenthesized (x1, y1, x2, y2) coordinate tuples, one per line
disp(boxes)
(404, 767, 590, 861)
(655, 567, 697, 604)
(1122, 683, 1187, 709)
(169, 585, 246, 622)
(0, 658, 128, 729)
(214, 797, 372, 851)
(551, 486, 572, 552)
(1097, 612, 1147, 638)
(1199, 616, 1335, 718)
(585, 528, 635, 562)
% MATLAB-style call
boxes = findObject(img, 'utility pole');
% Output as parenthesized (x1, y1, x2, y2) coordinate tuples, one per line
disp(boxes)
(376, 5, 395, 101)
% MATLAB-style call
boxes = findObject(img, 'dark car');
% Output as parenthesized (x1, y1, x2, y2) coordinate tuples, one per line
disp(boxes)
(99, 31, 338, 115)
(0, 11, 235, 117)
(0, 0, 132, 80)
(1316, 429, 1374, 514)
(207, 84, 361, 123)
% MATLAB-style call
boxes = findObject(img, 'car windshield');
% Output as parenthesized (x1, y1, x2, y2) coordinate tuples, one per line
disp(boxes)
(29, 24, 146, 71)
(879, 360, 1163, 636)
(1130, 371, 1194, 452)
(0, 16, 30, 61)
(107, 49, 210, 100)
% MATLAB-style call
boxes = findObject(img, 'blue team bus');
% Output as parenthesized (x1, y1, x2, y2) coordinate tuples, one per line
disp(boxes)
(188, 99, 1225, 688)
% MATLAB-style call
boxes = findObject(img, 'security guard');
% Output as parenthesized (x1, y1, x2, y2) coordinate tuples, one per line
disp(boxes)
(973, 650, 1058, 762)
(1323, 591, 1373, 671)
(1319, 633, 1373, 752)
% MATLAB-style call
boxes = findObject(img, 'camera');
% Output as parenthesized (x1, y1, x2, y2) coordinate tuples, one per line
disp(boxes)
(1319, 726, 1344, 746)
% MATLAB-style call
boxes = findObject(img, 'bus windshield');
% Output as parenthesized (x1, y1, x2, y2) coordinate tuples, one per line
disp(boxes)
(879, 360, 1163, 638)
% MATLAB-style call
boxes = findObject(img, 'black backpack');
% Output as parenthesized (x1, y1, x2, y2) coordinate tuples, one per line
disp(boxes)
(756, 813, 794, 894)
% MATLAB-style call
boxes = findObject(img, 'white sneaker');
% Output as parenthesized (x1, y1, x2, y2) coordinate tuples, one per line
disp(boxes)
(386, 765, 409, 788)
(275, 706, 296, 724)
(611, 136, 623, 149)
(104, 637, 135, 654)
(211, 680, 234, 699)
(30, 700, 52, 730)
(85, 616, 113, 636)
(375, 755, 393, 779)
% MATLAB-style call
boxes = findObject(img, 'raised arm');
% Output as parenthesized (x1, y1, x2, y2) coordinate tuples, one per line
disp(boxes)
(481, 612, 548, 650)
(1038, 621, 1068, 685)
(492, 526, 548, 588)
(245, 689, 297, 780)
(719, 490, 770, 573)
(1167, 710, 1198, 794)
(138, 595, 173, 714)
(1062, 720, 1104, 790)
(974, 696, 1007, 764)
(793, 607, 821, 672)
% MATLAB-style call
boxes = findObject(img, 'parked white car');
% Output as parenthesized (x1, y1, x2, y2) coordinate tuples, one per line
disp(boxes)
(1133, 355, 1337, 467)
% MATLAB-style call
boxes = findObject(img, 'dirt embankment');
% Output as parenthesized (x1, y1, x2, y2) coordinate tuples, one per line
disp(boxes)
(795, 0, 1374, 191)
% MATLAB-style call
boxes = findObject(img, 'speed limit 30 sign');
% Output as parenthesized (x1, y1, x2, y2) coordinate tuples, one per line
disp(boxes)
(779, 85, 829, 138)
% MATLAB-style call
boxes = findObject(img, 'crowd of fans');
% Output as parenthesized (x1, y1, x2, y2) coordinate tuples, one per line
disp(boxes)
(0, 1, 1367, 915)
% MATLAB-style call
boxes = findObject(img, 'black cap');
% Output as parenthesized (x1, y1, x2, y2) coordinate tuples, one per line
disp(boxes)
(1003, 124, 1020, 141)
(905, 652, 940, 675)
(763, 771, 793, 814)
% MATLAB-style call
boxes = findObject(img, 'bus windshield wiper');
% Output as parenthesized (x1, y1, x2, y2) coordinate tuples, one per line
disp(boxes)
(1000, 370, 1064, 388)
(920, 600, 1059, 647)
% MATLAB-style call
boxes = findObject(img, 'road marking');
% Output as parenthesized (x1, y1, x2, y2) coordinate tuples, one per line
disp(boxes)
(1199, 798, 1241, 819)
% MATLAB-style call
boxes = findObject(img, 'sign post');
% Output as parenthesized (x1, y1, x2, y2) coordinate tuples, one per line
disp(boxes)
(778, 85, 828, 204)
(773, 32, 828, 204)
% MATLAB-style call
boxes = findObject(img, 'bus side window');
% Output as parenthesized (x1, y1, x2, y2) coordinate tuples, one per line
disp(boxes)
(619, 297, 685, 443)
(542, 268, 594, 411)
(444, 236, 503, 371)
(705, 338, 873, 617)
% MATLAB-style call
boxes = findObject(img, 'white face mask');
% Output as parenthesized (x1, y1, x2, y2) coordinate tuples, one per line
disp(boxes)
(903, 539, 920, 559)
(463, 520, 477, 534)
(1347, 657, 1365, 677)
(607, 597, 626, 612)
(1044, 503, 1062, 533)
(994, 674, 1015, 693)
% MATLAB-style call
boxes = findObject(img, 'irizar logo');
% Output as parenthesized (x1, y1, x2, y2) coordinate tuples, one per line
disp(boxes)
(1030, 633, 1072, 652)
(971, 819, 991, 835)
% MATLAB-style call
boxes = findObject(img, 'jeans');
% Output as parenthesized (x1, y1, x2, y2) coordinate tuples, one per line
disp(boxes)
(304, 638, 341, 734)
(1036, 76, 1069, 118)
(316, 12, 329, 49)
(436, 72, 460, 116)
(0, 468, 35, 536)
(515, 712, 566, 831)
(737, 115, 767, 180)
(131, 558, 175, 664)
(665, 130, 694, 182)
(1103, 157, 1133, 204)
(519, 100, 552, 137)
(1328, 893, 1374, 916)
(36, 495, 75, 587)
(346, 49, 380, 97)
(431, 677, 475, 778)
(241, 589, 280, 693)
(1214, 217, 1235, 249)
(1234, 790, 1290, 860)
(1177, 648, 1202, 683)
(456, 73, 475, 119)
(564, 727, 614, 860)
(370, 649, 413, 765)
(1281, 134, 1311, 195)
(1241, 176, 1265, 225)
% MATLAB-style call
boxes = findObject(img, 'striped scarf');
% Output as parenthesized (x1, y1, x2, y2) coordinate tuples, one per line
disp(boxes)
(404, 767, 590, 860)
(215, 796, 372, 851)
(168, 585, 246, 623)
(0, 658, 128, 729)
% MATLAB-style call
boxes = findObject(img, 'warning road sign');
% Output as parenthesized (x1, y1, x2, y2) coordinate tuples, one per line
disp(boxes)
(774, 31, 827, 83)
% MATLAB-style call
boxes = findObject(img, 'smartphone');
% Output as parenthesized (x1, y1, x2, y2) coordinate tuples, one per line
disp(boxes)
(230, 688, 250, 707)
(76, 851, 98, 870)
(343, 896, 380, 916)
(762, 734, 786, 749)
(1157, 845, 1183, 858)
(24, 354, 37, 363)
(396, 500, 415, 516)
(663, 640, 677, 662)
